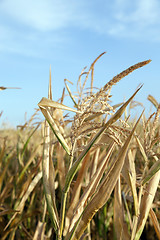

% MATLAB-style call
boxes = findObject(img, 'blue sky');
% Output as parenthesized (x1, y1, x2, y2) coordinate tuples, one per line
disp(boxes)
(0, 0, 160, 127)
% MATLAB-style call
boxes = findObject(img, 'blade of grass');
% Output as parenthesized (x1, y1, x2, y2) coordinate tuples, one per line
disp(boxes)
(64, 151, 91, 235)
(39, 106, 71, 155)
(142, 159, 160, 185)
(38, 97, 82, 114)
(33, 221, 46, 240)
(0, 151, 13, 192)
(20, 124, 40, 160)
(64, 79, 78, 108)
(122, 148, 139, 217)
(17, 145, 40, 184)
(135, 169, 160, 240)
(57, 143, 66, 190)
(42, 74, 59, 235)
(4, 171, 42, 231)
(149, 208, 160, 239)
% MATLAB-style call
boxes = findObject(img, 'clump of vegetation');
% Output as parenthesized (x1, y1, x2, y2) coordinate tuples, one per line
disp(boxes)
(0, 53, 160, 240)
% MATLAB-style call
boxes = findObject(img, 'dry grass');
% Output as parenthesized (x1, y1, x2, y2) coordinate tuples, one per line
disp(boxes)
(0, 53, 160, 240)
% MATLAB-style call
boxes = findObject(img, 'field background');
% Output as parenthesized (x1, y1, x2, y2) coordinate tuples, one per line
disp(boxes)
(0, 55, 160, 240)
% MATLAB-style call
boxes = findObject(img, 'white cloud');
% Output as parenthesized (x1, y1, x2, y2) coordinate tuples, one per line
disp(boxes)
(134, 0, 159, 24)
(114, 0, 159, 24)
(0, 0, 81, 56)
(1, 0, 160, 36)
(0, 0, 160, 58)
(0, 0, 90, 56)
(0, 0, 86, 31)
(108, 0, 160, 40)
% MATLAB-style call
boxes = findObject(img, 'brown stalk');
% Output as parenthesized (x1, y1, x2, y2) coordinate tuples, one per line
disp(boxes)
(135, 169, 160, 240)
(114, 177, 130, 240)
(57, 143, 66, 190)
(149, 208, 160, 239)
(122, 148, 139, 217)
(82, 52, 106, 93)
(147, 95, 159, 109)
(42, 70, 59, 233)
(33, 221, 46, 240)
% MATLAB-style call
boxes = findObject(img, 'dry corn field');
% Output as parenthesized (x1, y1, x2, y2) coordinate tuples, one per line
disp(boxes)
(0, 53, 160, 240)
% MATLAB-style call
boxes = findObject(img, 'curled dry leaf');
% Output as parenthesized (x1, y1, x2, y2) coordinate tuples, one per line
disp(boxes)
(135, 170, 160, 240)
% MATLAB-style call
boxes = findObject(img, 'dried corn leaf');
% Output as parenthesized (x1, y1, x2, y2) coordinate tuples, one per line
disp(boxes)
(0, 86, 21, 90)
(135, 170, 160, 240)
(17, 171, 42, 211)
(142, 159, 160, 185)
(17, 145, 40, 184)
(42, 77, 59, 233)
(0, 139, 6, 165)
(33, 221, 46, 240)
(90, 147, 100, 177)
(57, 143, 66, 190)
(135, 136, 148, 164)
(66, 112, 142, 240)
(122, 148, 139, 216)
(20, 124, 40, 161)
(39, 106, 71, 155)
(4, 171, 42, 231)
(64, 151, 91, 236)
(38, 97, 81, 114)
(68, 142, 115, 233)
(61, 88, 142, 238)
(149, 208, 160, 239)
(114, 178, 130, 240)
(64, 79, 78, 108)
(0, 153, 12, 192)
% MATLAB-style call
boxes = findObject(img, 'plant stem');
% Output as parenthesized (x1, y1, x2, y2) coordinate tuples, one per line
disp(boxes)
(59, 151, 75, 239)
(59, 191, 68, 239)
